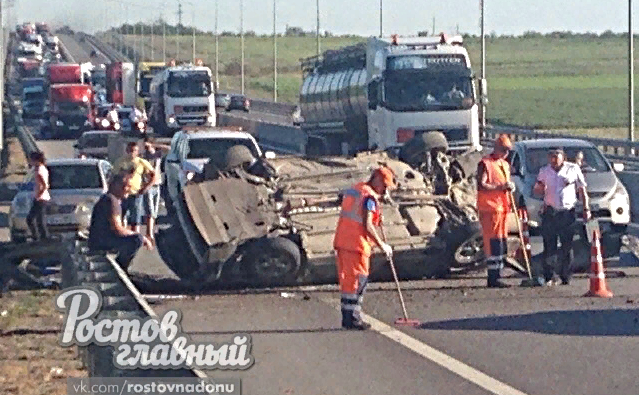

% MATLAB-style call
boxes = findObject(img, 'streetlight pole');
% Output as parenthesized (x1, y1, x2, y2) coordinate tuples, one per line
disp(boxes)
(316, 0, 320, 55)
(151, 17, 154, 60)
(630, 0, 635, 142)
(177, 1, 181, 61)
(480, 0, 486, 135)
(240, 0, 244, 94)
(215, 0, 219, 87)
(379, 0, 382, 37)
(273, 0, 277, 101)
(192, 6, 195, 63)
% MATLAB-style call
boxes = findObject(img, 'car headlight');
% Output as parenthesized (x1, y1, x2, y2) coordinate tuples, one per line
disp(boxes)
(168, 116, 176, 125)
(76, 201, 94, 214)
(101, 119, 109, 127)
(138, 122, 144, 129)
(56, 120, 63, 126)
(186, 171, 194, 181)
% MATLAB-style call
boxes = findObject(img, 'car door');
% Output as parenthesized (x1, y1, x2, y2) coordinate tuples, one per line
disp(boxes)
(509, 148, 525, 204)
(165, 131, 185, 202)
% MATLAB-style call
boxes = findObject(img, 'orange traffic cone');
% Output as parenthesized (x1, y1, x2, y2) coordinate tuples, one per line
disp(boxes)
(583, 230, 613, 298)
(515, 207, 532, 263)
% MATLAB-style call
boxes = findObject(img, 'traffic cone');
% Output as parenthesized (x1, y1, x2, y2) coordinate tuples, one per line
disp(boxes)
(583, 230, 613, 298)
(515, 207, 532, 264)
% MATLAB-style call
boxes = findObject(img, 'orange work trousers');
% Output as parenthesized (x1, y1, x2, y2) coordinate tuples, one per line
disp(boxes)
(335, 249, 370, 323)
(479, 210, 508, 271)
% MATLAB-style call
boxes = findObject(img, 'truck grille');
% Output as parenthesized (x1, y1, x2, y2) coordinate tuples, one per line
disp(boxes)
(416, 128, 469, 142)
(182, 105, 208, 113)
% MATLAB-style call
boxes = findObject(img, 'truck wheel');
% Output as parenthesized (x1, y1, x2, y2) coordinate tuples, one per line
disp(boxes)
(399, 132, 449, 166)
(243, 237, 302, 286)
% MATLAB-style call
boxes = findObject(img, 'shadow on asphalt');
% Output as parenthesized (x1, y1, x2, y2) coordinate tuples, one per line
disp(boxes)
(418, 308, 639, 336)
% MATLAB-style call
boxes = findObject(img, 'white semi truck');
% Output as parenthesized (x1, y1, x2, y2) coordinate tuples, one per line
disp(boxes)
(282, 34, 484, 156)
(148, 63, 216, 136)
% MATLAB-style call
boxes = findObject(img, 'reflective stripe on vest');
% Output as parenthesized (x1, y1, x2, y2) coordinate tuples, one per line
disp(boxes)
(333, 182, 380, 255)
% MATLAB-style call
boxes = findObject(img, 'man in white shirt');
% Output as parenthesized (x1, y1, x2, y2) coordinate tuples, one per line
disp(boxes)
(533, 148, 591, 285)
(106, 104, 119, 126)
(26, 151, 51, 240)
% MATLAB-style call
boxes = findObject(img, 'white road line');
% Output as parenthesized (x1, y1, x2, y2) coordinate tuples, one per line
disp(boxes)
(319, 296, 530, 395)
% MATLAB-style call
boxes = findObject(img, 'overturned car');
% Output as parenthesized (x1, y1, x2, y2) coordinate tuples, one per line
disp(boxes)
(155, 133, 523, 288)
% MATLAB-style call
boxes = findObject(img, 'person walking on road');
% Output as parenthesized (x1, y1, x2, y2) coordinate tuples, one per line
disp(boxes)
(333, 166, 396, 330)
(113, 142, 156, 233)
(142, 137, 170, 242)
(26, 151, 51, 241)
(476, 134, 516, 288)
(534, 148, 590, 285)
(87, 174, 153, 272)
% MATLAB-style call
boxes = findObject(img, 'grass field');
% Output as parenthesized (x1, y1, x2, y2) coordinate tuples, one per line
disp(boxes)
(101, 33, 639, 133)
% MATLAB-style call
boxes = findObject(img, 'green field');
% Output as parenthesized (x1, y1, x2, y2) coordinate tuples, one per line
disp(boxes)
(101, 33, 639, 134)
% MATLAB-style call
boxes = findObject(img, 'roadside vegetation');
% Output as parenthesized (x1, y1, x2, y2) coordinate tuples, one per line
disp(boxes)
(94, 24, 638, 135)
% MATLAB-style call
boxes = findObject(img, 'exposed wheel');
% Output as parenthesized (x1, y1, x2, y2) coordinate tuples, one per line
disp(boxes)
(447, 221, 485, 273)
(399, 132, 449, 166)
(243, 236, 302, 286)
(155, 225, 199, 280)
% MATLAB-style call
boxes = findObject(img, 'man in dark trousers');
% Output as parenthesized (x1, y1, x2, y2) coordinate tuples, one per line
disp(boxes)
(534, 148, 590, 285)
(88, 174, 153, 271)
(26, 151, 51, 240)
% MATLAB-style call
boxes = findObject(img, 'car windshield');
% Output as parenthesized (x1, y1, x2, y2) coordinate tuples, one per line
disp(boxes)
(49, 164, 102, 189)
(384, 70, 474, 112)
(167, 71, 212, 97)
(81, 135, 109, 148)
(525, 147, 611, 175)
(24, 92, 44, 101)
(139, 76, 153, 96)
(187, 138, 259, 159)
(92, 72, 106, 87)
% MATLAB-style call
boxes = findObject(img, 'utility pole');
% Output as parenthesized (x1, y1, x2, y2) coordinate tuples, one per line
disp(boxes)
(162, 7, 166, 62)
(240, 0, 244, 94)
(630, 0, 635, 143)
(0, 0, 4, 155)
(480, 0, 487, 135)
(215, 0, 219, 87)
(191, 6, 195, 63)
(177, 2, 182, 60)
(151, 18, 154, 60)
(432, 17, 435, 35)
(379, 0, 382, 37)
(316, 0, 320, 55)
(273, 0, 277, 101)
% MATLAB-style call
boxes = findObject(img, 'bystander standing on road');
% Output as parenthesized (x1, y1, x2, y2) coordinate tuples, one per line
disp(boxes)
(142, 137, 170, 242)
(87, 173, 153, 272)
(26, 151, 52, 241)
(534, 148, 590, 285)
(113, 142, 156, 233)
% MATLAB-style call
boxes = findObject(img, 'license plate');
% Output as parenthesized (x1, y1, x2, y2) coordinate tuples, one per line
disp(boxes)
(47, 214, 75, 225)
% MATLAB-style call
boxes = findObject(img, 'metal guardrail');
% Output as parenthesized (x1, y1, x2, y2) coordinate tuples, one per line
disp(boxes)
(62, 239, 206, 378)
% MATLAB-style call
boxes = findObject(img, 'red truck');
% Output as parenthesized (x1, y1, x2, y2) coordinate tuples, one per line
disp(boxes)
(17, 59, 41, 79)
(47, 84, 94, 138)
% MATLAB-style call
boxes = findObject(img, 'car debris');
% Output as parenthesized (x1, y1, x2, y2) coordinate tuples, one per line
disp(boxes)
(155, 132, 527, 289)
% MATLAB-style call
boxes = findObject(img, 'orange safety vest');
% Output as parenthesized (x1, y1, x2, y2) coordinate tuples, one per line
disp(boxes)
(477, 155, 511, 213)
(333, 182, 381, 256)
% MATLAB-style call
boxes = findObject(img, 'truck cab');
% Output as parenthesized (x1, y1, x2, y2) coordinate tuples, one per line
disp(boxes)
(148, 63, 216, 136)
(47, 84, 94, 138)
(136, 61, 167, 113)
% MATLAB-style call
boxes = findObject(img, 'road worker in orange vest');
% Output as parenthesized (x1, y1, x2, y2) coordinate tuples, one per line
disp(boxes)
(333, 166, 396, 330)
(476, 134, 516, 288)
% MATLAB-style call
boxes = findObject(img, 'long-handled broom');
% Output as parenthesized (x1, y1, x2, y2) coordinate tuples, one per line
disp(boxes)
(380, 217, 421, 327)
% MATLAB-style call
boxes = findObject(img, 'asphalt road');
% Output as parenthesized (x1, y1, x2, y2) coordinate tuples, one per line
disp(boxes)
(2, 33, 639, 395)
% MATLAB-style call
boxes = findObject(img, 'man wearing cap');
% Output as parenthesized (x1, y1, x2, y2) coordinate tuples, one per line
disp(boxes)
(333, 166, 396, 330)
(534, 148, 590, 285)
(476, 134, 516, 288)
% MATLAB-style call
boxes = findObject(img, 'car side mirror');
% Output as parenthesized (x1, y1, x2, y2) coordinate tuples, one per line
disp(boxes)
(264, 151, 276, 159)
(613, 162, 624, 172)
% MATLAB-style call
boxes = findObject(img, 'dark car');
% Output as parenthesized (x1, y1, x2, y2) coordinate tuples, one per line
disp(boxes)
(226, 95, 250, 112)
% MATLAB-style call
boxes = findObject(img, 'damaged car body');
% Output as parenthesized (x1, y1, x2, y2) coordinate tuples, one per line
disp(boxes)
(156, 132, 524, 288)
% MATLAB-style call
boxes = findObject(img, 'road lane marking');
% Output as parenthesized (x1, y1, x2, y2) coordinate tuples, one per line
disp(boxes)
(320, 296, 530, 395)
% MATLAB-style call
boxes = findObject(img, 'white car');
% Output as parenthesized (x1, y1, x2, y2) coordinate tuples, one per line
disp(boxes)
(508, 138, 630, 237)
(73, 130, 119, 159)
(163, 127, 275, 212)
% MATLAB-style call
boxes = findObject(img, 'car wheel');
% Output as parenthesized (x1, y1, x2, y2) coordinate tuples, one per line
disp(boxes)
(243, 236, 302, 286)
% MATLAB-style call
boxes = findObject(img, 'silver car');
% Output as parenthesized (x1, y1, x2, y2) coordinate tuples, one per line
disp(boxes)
(508, 138, 630, 236)
(74, 130, 118, 159)
(8, 158, 112, 243)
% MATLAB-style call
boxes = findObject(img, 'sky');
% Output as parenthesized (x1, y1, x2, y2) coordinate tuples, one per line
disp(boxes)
(8, 0, 638, 37)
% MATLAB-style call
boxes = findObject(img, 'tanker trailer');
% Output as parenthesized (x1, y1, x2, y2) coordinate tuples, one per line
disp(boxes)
(296, 34, 484, 157)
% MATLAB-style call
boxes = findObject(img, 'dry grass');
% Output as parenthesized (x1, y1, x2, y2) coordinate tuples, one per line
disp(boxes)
(0, 290, 87, 395)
